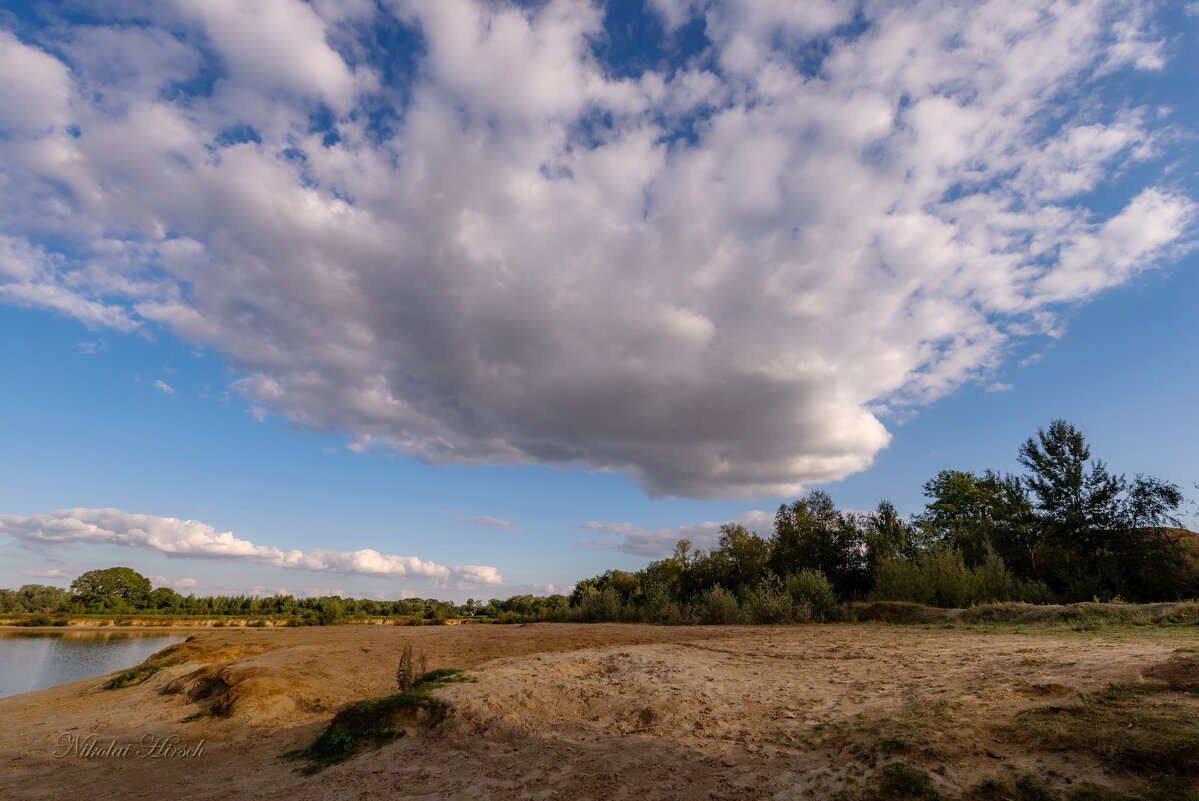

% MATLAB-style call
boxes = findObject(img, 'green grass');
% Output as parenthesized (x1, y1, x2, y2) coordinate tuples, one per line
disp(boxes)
(284, 669, 475, 773)
(105, 656, 184, 689)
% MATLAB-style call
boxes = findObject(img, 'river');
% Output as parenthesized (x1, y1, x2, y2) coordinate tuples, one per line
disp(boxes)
(0, 631, 187, 699)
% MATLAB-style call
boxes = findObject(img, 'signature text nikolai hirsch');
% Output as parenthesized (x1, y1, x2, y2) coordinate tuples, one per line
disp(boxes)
(54, 733, 205, 758)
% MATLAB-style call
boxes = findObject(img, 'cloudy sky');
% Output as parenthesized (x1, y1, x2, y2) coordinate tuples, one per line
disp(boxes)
(1, 0, 1197, 601)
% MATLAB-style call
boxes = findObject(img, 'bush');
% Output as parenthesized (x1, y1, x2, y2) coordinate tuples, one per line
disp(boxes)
(745, 580, 794, 624)
(872, 548, 1054, 608)
(786, 570, 839, 621)
(19, 614, 54, 627)
(698, 586, 741, 625)
(578, 588, 624, 622)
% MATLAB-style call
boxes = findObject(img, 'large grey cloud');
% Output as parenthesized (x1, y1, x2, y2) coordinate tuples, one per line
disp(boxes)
(0, 0, 1192, 498)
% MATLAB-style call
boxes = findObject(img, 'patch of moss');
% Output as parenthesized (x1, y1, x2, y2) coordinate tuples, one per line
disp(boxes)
(284, 668, 475, 773)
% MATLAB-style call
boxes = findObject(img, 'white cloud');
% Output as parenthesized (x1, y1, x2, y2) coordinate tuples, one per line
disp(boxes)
(153, 379, 176, 395)
(467, 515, 522, 532)
(0, 1, 1191, 499)
(150, 575, 198, 589)
(533, 583, 575, 596)
(19, 568, 69, 579)
(0, 30, 73, 135)
(298, 586, 345, 598)
(247, 585, 291, 597)
(0, 508, 503, 585)
(580, 509, 775, 558)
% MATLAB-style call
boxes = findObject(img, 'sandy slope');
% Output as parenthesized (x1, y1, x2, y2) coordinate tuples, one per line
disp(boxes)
(0, 623, 1192, 800)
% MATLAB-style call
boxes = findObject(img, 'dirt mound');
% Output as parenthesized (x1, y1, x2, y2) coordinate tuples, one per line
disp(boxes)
(161, 663, 325, 723)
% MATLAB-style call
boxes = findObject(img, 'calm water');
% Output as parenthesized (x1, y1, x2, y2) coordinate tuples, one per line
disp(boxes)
(0, 631, 187, 699)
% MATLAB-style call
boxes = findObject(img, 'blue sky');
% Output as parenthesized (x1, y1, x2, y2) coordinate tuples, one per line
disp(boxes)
(0, 0, 1196, 601)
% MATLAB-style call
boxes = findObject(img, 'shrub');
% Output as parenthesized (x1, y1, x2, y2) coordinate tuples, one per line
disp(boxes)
(19, 614, 54, 627)
(786, 570, 839, 621)
(745, 580, 794, 624)
(578, 588, 624, 622)
(698, 586, 741, 625)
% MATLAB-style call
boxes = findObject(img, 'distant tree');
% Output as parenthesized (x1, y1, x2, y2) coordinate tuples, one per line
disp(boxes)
(147, 587, 183, 611)
(70, 567, 151, 611)
(17, 584, 71, 613)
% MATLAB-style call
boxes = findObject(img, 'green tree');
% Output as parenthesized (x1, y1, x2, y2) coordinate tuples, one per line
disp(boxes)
(917, 469, 1040, 578)
(70, 567, 152, 611)
(17, 584, 71, 613)
(768, 491, 867, 598)
(147, 587, 183, 611)
(1017, 420, 1185, 600)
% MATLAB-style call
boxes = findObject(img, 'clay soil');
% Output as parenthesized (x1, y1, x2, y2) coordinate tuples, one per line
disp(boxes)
(0, 623, 1194, 800)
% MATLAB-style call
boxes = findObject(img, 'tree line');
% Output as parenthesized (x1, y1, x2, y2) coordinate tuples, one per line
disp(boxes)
(2, 421, 1194, 625)
(566, 420, 1198, 623)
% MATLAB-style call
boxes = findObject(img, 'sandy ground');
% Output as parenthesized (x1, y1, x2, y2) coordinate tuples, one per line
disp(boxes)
(0, 623, 1194, 800)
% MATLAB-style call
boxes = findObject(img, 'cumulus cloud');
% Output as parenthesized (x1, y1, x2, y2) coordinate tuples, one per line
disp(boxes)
(153, 379, 176, 395)
(467, 515, 522, 532)
(0, 509, 503, 585)
(580, 509, 775, 558)
(0, 1, 1192, 498)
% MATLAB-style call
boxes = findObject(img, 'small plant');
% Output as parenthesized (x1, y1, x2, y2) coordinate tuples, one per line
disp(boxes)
(396, 639, 417, 691)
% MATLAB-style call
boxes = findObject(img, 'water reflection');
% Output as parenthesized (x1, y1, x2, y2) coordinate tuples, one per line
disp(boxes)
(0, 631, 187, 699)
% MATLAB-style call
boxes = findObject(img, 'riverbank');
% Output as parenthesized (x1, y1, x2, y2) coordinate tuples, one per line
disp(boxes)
(1, 623, 1195, 800)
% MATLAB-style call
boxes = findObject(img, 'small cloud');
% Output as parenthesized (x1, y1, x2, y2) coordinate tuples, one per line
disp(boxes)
(153, 379, 175, 395)
(151, 575, 197, 589)
(75, 340, 106, 354)
(534, 583, 574, 596)
(467, 515, 522, 532)
(1018, 353, 1044, 368)
(445, 565, 504, 587)
(300, 587, 345, 598)
(247, 585, 291, 597)
(985, 382, 1014, 393)
(20, 568, 69, 578)
(248, 406, 268, 422)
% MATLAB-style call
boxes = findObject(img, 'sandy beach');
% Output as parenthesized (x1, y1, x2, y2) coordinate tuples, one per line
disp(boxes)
(1, 622, 1195, 800)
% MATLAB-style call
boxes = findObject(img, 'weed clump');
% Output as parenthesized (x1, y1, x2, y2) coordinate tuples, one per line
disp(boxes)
(285, 668, 474, 773)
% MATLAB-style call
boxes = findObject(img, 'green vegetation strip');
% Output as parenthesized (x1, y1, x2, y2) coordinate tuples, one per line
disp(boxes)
(284, 668, 475, 773)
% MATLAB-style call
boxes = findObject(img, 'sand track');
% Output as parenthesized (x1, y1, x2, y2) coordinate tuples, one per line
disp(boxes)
(0, 623, 1193, 800)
